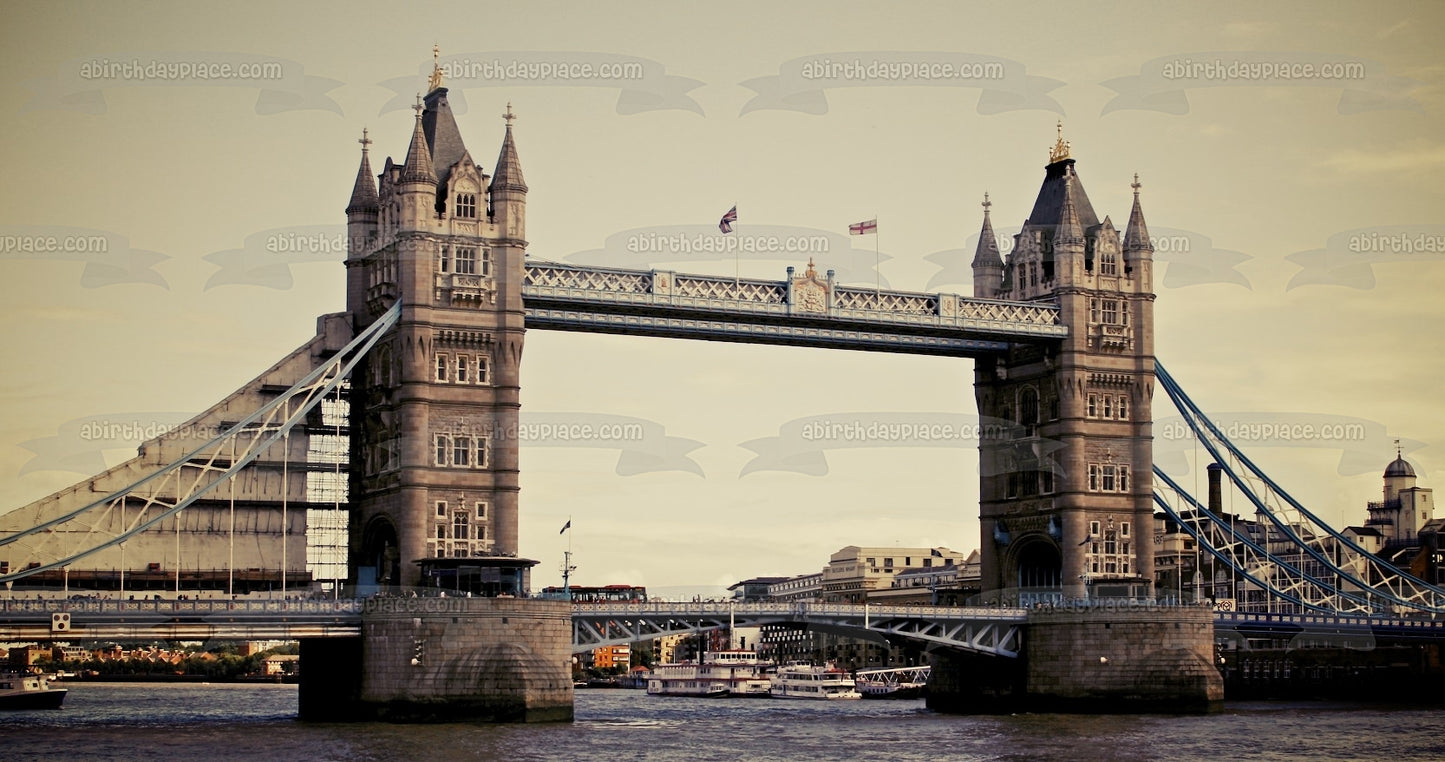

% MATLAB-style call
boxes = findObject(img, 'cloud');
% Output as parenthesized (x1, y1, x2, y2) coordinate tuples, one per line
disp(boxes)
(1315, 143, 1445, 175)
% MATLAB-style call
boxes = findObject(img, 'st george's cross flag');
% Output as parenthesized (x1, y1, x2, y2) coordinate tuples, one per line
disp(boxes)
(849, 218, 877, 235)
(718, 205, 738, 234)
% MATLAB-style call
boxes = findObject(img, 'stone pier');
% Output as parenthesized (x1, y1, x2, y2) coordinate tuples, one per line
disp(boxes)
(299, 598, 573, 723)
(929, 606, 1224, 714)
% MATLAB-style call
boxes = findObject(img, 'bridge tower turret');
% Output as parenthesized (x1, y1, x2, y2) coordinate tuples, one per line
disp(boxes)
(344, 64, 529, 590)
(971, 192, 1005, 299)
(974, 126, 1157, 603)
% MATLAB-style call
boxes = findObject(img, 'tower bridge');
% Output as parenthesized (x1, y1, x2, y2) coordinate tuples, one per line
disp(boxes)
(3, 64, 1441, 720)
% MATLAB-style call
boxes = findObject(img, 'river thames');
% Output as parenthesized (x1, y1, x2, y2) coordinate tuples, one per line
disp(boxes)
(2, 683, 1442, 761)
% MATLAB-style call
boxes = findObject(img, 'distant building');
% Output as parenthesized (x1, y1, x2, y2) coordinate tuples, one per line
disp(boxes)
(591, 644, 630, 671)
(263, 654, 301, 676)
(821, 546, 966, 604)
(1353, 453, 1434, 568)
(7, 645, 48, 669)
(651, 634, 688, 665)
(867, 550, 982, 605)
(765, 572, 822, 602)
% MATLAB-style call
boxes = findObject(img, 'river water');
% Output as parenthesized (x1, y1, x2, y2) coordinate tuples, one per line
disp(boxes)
(2, 683, 1441, 761)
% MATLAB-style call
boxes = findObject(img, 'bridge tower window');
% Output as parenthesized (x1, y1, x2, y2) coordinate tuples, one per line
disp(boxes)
(455, 193, 477, 219)
(456, 355, 470, 383)
(1019, 388, 1039, 433)
(455, 246, 478, 275)
(436, 354, 449, 382)
(434, 435, 449, 466)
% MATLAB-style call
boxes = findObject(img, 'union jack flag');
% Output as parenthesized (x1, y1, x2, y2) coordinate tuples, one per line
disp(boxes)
(718, 205, 738, 234)
(849, 218, 877, 235)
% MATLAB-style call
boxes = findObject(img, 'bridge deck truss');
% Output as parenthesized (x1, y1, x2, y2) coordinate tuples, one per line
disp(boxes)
(568, 602, 1027, 657)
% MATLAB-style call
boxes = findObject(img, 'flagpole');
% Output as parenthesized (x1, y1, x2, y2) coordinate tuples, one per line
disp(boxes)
(733, 201, 739, 286)
(874, 214, 881, 294)
(561, 516, 575, 601)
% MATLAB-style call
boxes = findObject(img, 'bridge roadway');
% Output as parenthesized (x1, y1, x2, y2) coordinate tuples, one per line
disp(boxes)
(1, 600, 1441, 653)
(0, 599, 1026, 656)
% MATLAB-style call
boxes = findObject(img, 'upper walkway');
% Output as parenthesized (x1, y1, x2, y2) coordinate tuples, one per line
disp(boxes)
(521, 262, 1066, 356)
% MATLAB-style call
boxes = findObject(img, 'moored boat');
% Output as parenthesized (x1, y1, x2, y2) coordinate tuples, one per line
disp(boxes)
(769, 663, 861, 700)
(647, 650, 773, 698)
(0, 671, 68, 710)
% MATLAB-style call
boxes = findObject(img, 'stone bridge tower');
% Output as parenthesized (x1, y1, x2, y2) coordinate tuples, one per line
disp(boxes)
(343, 64, 529, 590)
(971, 128, 1157, 602)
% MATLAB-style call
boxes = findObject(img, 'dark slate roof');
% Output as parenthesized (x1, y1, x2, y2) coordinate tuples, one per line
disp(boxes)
(1123, 184, 1152, 252)
(1385, 456, 1417, 478)
(971, 205, 1003, 268)
(492, 122, 527, 193)
(1027, 159, 1100, 231)
(1346, 525, 1383, 538)
(345, 147, 378, 214)
(400, 112, 436, 184)
(422, 88, 470, 187)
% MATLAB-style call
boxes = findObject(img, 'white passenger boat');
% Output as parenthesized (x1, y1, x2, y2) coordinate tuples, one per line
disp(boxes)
(0, 671, 68, 710)
(647, 650, 773, 698)
(769, 663, 861, 700)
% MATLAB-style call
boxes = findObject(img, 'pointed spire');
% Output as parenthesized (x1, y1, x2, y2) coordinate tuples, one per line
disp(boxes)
(971, 192, 1004, 268)
(346, 128, 379, 214)
(401, 95, 436, 185)
(1056, 170, 1083, 246)
(1123, 173, 1153, 254)
(491, 102, 527, 193)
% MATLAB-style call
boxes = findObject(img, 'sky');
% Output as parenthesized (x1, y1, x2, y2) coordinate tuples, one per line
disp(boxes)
(0, 1, 1441, 597)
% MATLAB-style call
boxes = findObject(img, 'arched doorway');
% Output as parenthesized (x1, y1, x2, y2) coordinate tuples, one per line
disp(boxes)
(1012, 536, 1062, 604)
(360, 516, 401, 591)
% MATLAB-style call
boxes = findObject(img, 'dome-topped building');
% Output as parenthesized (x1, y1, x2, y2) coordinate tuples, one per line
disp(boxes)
(1384, 456, 1417, 479)
(1354, 447, 1434, 555)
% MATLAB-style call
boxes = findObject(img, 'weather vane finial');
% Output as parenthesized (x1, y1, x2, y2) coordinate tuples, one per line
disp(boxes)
(503, 101, 516, 127)
(982, 191, 992, 215)
(1131, 172, 1141, 197)
(428, 44, 444, 91)
(1049, 120, 1071, 163)
(358, 127, 371, 152)
(413, 93, 424, 118)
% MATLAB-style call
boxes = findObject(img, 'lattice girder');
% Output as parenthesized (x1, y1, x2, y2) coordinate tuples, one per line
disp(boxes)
(0, 304, 402, 584)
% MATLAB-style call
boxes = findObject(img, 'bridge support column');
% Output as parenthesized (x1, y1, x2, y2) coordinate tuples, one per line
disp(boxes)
(359, 597, 572, 722)
(1024, 606, 1222, 712)
(930, 607, 1222, 714)
(302, 598, 573, 722)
